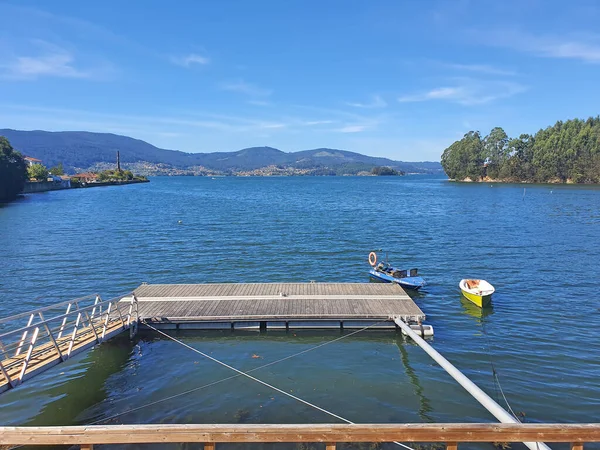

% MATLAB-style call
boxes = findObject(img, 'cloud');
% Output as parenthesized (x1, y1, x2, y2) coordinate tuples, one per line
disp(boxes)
(171, 53, 210, 67)
(334, 125, 368, 133)
(398, 80, 526, 105)
(482, 29, 600, 63)
(441, 62, 516, 76)
(0, 41, 99, 80)
(219, 80, 272, 97)
(346, 95, 387, 108)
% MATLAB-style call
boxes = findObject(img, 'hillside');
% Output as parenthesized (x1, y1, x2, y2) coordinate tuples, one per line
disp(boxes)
(0, 129, 442, 175)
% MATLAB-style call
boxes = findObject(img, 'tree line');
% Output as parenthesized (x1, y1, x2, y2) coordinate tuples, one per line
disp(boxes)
(441, 117, 600, 183)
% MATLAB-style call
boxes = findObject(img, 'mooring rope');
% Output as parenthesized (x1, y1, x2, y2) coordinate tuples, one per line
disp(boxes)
(90, 322, 385, 424)
(481, 319, 522, 422)
(140, 321, 415, 450)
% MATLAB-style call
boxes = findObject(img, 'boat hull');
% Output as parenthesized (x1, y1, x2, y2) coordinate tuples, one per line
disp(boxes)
(369, 269, 425, 290)
(460, 289, 492, 308)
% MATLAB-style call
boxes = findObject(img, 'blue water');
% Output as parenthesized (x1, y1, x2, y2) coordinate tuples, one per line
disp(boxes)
(0, 176, 599, 448)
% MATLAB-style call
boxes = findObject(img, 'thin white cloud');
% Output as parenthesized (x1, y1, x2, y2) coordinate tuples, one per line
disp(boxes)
(334, 125, 368, 133)
(346, 95, 387, 108)
(301, 120, 335, 126)
(0, 41, 94, 80)
(482, 29, 600, 63)
(441, 62, 516, 76)
(219, 80, 272, 97)
(171, 53, 210, 67)
(398, 80, 526, 105)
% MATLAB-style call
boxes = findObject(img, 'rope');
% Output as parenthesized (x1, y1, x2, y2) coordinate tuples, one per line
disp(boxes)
(91, 322, 384, 424)
(481, 320, 521, 422)
(140, 321, 415, 450)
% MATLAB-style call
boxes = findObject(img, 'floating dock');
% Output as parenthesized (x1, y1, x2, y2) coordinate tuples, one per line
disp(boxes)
(133, 282, 425, 330)
(0, 282, 424, 393)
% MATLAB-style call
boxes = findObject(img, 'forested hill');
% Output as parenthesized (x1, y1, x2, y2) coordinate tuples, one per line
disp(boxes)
(0, 129, 442, 175)
(441, 117, 600, 184)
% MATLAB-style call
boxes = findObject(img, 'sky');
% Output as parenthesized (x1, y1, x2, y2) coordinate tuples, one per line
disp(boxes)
(1, 1, 600, 161)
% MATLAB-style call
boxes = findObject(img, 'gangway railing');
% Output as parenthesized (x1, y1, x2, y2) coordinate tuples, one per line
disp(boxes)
(0, 293, 138, 393)
(0, 423, 598, 449)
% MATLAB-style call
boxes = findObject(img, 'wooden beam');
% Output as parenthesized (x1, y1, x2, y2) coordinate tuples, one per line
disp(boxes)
(446, 443, 458, 450)
(204, 443, 215, 450)
(80, 444, 94, 450)
(326, 443, 336, 450)
(571, 444, 583, 450)
(0, 423, 599, 445)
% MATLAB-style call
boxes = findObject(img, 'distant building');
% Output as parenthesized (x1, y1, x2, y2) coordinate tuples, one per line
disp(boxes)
(71, 172, 99, 183)
(24, 156, 42, 166)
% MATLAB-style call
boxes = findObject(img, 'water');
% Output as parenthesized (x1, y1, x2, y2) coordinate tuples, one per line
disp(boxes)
(1, 176, 599, 449)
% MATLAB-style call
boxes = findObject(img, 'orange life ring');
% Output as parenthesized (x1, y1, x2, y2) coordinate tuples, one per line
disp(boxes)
(368, 252, 377, 267)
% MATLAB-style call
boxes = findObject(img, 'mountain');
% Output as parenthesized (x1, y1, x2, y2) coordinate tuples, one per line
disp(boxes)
(0, 129, 442, 175)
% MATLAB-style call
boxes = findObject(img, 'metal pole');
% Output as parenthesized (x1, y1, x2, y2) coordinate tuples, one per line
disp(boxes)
(392, 317, 551, 450)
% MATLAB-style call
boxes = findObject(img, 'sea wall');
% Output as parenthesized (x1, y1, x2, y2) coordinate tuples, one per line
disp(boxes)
(22, 181, 71, 193)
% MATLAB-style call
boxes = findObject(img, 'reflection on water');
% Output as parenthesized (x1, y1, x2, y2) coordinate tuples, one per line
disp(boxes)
(459, 296, 494, 320)
(395, 337, 434, 423)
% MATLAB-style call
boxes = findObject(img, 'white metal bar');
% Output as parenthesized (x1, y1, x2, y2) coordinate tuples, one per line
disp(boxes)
(38, 312, 64, 361)
(90, 296, 100, 321)
(126, 296, 135, 326)
(15, 314, 35, 356)
(57, 303, 72, 339)
(83, 310, 101, 344)
(67, 313, 82, 357)
(101, 303, 113, 340)
(18, 327, 40, 381)
(392, 317, 551, 450)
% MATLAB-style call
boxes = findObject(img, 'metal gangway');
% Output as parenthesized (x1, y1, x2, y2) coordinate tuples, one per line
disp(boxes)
(0, 293, 137, 394)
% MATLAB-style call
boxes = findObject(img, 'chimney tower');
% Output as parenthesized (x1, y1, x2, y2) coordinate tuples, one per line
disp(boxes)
(117, 151, 121, 172)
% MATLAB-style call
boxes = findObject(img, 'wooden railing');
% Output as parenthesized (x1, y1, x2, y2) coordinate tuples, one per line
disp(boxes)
(0, 423, 598, 449)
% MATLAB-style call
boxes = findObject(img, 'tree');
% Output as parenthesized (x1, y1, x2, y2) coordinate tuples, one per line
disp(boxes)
(483, 127, 508, 179)
(27, 163, 49, 181)
(0, 137, 28, 202)
(371, 166, 400, 176)
(441, 117, 600, 183)
(49, 163, 64, 176)
(441, 131, 484, 180)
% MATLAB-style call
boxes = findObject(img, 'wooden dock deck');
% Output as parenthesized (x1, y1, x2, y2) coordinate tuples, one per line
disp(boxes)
(132, 282, 425, 330)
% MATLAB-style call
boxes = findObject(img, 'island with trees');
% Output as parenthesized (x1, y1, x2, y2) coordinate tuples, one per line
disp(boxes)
(441, 117, 600, 184)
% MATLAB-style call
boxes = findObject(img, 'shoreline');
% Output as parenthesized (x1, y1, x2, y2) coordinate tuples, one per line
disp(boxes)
(22, 178, 149, 194)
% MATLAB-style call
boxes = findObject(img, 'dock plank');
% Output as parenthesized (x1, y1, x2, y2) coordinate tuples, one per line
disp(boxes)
(132, 283, 425, 325)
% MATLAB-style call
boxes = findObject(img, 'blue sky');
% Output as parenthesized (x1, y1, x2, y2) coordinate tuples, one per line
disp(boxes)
(1, 1, 600, 161)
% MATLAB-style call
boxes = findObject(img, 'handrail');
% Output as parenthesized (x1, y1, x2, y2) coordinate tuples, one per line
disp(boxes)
(0, 294, 138, 392)
(0, 294, 99, 324)
(0, 423, 598, 447)
(0, 293, 134, 340)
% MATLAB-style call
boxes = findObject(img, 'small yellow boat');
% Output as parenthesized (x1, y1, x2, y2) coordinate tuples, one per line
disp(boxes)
(459, 279, 494, 308)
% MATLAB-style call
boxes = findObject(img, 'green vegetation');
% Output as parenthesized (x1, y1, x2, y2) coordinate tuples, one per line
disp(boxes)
(27, 163, 49, 181)
(0, 136, 27, 202)
(49, 163, 64, 176)
(371, 166, 402, 176)
(97, 169, 148, 182)
(441, 117, 600, 183)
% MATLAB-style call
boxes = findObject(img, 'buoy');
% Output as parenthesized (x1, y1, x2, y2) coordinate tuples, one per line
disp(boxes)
(368, 251, 377, 267)
(178, 220, 182, 224)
